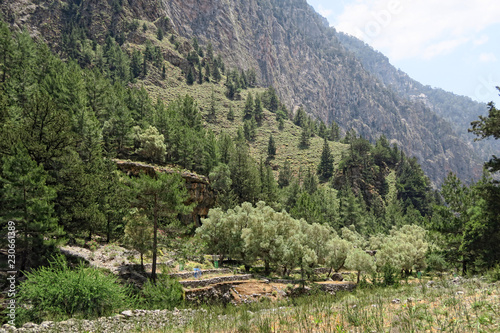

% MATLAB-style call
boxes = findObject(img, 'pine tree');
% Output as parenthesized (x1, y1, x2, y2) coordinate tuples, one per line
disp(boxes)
(161, 64, 166, 80)
(303, 168, 318, 195)
(156, 26, 164, 41)
(124, 208, 153, 270)
(329, 121, 340, 141)
(317, 137, 334, 182)
(294, 107, 307, 127)
(278, 160, 292, 188)
(132, 172, 194, 283)
(197, 62, 203, 84)
(209, 87, 217, 121)
(0, 146, 60, 271)
(267, 134, 276, 159)
(204, 63, 211, 82)
(244, 93, 254, 119)
(299, 126, 310, 148)
(254, 94, 263, 124)
(186, 67, 194, 85)
(213, 64, 221, 82)
(227, 105, 235, 121)
(243, 118, 257, 141)
(206, 42, 214, 60)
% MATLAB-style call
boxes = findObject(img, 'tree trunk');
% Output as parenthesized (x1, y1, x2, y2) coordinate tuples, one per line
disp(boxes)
(264, 260, 270, 276)
(151, 194, 158, 284)
(357, 271, 361, 284)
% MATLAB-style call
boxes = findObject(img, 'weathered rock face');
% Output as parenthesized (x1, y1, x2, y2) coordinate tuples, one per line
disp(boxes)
(158, 0, 481, 185)
(114, 160, 215, 225)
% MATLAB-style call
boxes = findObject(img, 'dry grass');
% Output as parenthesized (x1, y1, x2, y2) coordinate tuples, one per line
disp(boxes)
(142, 276, 499, 332)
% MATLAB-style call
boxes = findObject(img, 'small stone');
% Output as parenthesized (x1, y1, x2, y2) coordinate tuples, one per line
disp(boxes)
(392, 298, 401, 304)
(456, 291, 464, 295)
(407, 297, 415, 303)
(121, 310, 134, 317)
(22, 322, 37, 329)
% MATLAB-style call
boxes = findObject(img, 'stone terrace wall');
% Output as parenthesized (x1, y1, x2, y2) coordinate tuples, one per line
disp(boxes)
(179, 274, 253, 288)
(169, 268, 232, 280)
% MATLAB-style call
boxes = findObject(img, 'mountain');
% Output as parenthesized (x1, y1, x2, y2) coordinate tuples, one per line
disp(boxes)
(336, 32, 496, 164)
(0, 0, 485, 185)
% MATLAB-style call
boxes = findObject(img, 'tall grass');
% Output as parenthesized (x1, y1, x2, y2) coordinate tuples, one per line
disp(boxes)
(14, 255, 132, 326)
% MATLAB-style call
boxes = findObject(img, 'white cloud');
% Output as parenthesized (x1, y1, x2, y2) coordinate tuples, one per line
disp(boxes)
(479, 52, 497, 63)
(335, 0, 500, 60)
(473, 35, 489, 46)
(317, 4, 333, 18)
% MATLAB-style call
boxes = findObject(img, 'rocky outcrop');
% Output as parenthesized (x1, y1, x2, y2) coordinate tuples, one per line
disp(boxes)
(114, 160, 215, 225)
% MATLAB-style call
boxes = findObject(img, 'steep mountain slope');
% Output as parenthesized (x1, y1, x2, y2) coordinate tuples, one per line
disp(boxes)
(337, 32, 496, 163)
(0, 0, 483, 184)
(159, 0, 484, 184)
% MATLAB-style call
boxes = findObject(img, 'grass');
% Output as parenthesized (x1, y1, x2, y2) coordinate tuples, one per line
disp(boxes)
(139, 275, 499, 332)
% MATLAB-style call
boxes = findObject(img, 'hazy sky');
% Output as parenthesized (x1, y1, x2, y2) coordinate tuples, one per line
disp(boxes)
(307, 0, 500, 105)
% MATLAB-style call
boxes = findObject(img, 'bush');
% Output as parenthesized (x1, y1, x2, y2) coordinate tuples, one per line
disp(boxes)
(486, 265, 500, 282)
(15, 255, 131, 325)
(381, 263, 399, 286)
(426, 253, 447, 273)
(139, 275, 184, 310)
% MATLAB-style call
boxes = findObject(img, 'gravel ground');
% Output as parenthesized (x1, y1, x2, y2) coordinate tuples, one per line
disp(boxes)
(0, 308, 202, 333)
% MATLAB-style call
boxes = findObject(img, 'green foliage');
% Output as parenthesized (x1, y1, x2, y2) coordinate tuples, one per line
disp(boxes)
(267, 134, 276, 158)
(132, 172, 194, 282)
(135, 126, 166, 163)
(470, 91, 500, 172)
(345, 247, 376, 283)
(138, 275, 184, 310)
(124, 208, 153, 269)
(15, 255, 130, 325)
(0, 146, 60, 270)
(278, 160, 292, 188)
(317, 138, 334, 182)
(186, 67, 194, 85)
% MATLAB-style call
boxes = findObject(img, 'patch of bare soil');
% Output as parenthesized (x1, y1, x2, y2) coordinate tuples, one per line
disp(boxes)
(230, 282, 289, 304)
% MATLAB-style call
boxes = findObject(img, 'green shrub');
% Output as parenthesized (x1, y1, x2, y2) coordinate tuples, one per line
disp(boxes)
(426, 253, 447, 272)
(486, 265, 500, 282)
(381, 263, 399, 286)
(139, 275, 184, 310)
(15, 255, 131, 326)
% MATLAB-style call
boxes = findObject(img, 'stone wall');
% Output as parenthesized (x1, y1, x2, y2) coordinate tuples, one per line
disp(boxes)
(169, 268, 232, 280)
(180, 274, 253, 288)
(318, 282, 357, 293)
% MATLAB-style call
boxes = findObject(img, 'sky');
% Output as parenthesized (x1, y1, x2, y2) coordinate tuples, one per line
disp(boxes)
(306, 0, 500, 105)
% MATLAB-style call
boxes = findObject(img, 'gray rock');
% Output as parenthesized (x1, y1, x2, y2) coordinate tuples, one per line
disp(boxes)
(121, 310, 134, 317)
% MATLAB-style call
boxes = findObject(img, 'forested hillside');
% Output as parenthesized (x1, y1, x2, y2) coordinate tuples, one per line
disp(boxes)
(1, 0, 500, 329)
(0, 0, 484, 185)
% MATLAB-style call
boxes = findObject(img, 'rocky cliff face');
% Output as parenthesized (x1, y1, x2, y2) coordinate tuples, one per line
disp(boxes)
(1, 0, 483, 184)
(114, 160, 215, 225)
(159, 0, 481, 184)
(337, 32, 496, 165)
